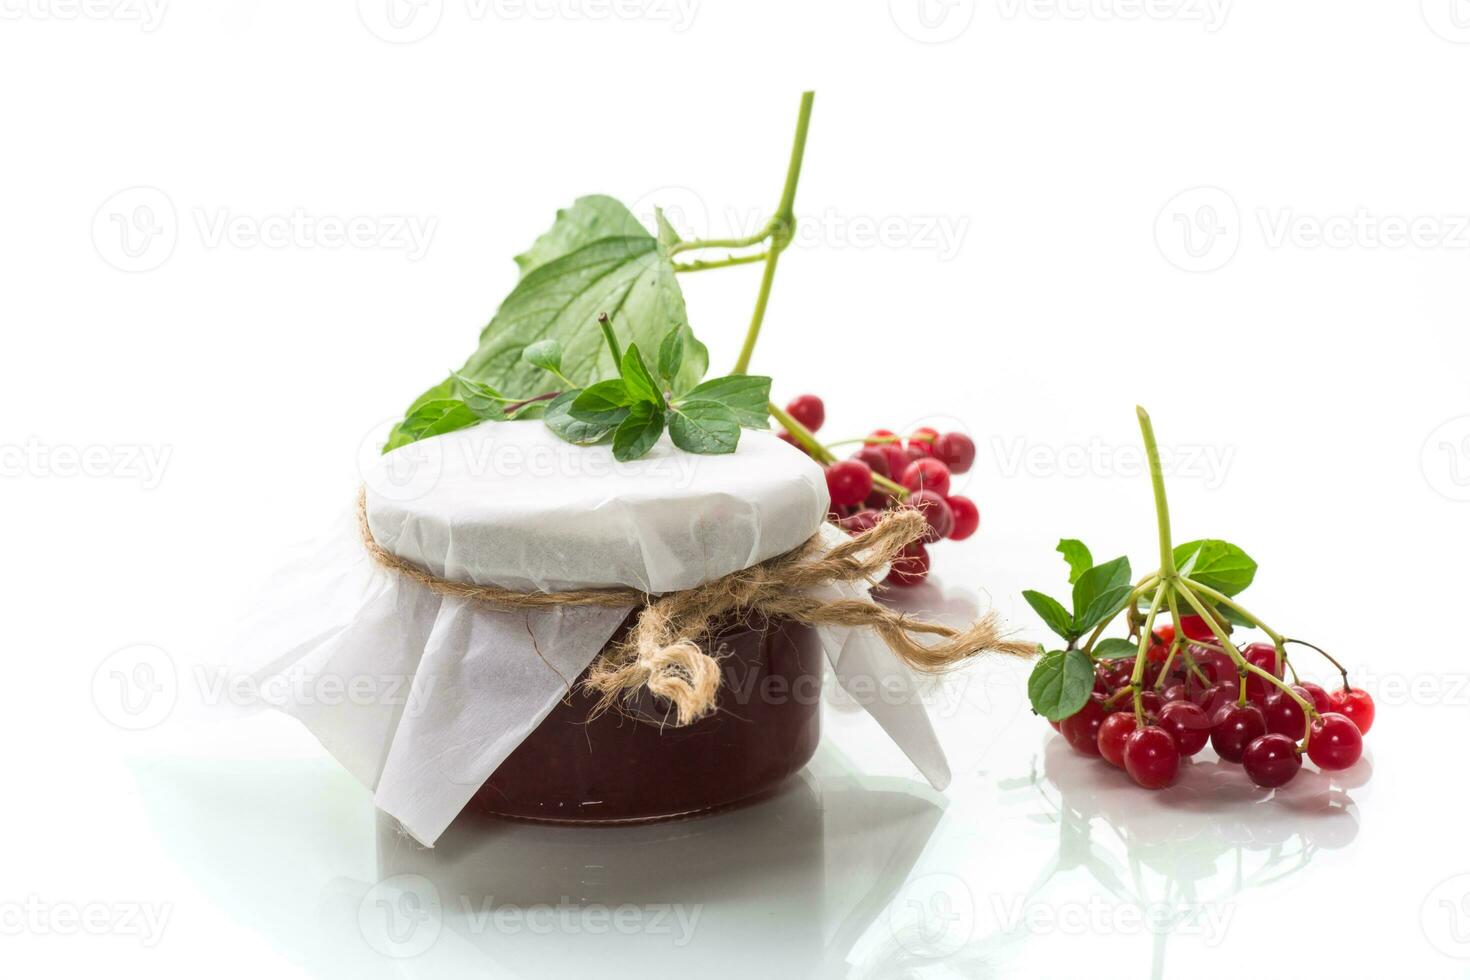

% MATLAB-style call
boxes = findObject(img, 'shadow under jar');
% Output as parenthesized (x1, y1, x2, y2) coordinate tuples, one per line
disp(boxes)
(473, 615, 824, 824)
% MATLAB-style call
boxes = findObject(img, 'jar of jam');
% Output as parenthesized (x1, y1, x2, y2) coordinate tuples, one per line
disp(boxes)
(474, 615, 824, 823)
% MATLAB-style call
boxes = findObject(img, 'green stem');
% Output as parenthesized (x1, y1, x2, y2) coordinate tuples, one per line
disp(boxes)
(596, 313, 622, 366)
(731, 91, 814, 376)
(1081, 574, 1162, 653)
(668, 231, 771, 256)
(1136, 406, 1177, 580)
(1182, 577, 1286, 646)
(770, 399, 908, 499)
(672, 251, 770, 273)
(1133, 583, 1167, 722)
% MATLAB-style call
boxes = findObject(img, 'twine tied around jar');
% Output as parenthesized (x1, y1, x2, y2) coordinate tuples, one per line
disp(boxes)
(356, 488, 1034, 726)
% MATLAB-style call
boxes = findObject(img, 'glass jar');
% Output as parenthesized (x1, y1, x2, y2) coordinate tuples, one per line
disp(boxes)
(473, 616, 823, 823)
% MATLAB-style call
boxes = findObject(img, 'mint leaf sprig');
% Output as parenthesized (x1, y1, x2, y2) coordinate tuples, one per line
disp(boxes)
(540, 315, 771, 461)
(1024, 408, 1327, 751)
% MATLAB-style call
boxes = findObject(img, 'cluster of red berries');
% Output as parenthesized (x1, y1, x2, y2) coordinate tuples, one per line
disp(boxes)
(778, 394, 980, 588)
(1053, 618, 1376, 791)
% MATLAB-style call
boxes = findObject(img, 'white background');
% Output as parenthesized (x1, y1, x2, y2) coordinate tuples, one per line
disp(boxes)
(4, 1, 1470, 976)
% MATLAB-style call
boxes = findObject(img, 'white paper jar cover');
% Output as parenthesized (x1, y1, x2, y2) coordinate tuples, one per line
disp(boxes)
(235, 421, 953, 845)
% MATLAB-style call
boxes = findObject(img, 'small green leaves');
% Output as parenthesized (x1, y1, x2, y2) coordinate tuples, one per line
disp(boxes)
(544, 390, 616, 445)
(657, 326, 686, 387)
(613, 401, 665, 461)
(1071, 556, 1134, 636)
(1056, 539, 1093, 585)
(396, 398, 481, 444)
(669, 401, 740, 454)
(619, 344, 665, 409)
(451, 372, 507, 419)
(1093, 637, 1139, 660)
(1027, 648, 1096, 721)
(570, 380, 633, 425)
(521, 339, 565, 377)
(680, 375, 772, 428)
(1175, 539, 1257, 597)
(1022, 590, 1074, 641)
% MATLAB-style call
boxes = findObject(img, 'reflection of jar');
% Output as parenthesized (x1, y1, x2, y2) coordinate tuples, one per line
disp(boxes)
(474, 617, 823, 824)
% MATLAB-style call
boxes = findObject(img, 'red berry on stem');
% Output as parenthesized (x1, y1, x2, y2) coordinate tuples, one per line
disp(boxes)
(1097, 712, 1139, 767)
(1306, 713, 1363, 770)
(1060, 696, 1108, 757)
(864, 428, 898, 445)
(1263, 686, 1310, 740)
(1153, 623, 1177, 646)
(852, 445, 890, 479)
(838, 509, 882, 535)
(900, 458, 951, 497)
(946, 495, 980, 540)
(824, 459, 873, 509)
(1298, 681, 1333, 715)
(1124, 726, 1181, 789)
(1211, 702, 1267, 763)
(908, 426, 940, 448)
(786, 394, 825, 433)
(933, 432, 976, 474)
(1158, 700, 1210, 756)
(1180, 615, 1216, 641)
(1327, 687, 1375, 735)
(886, 542, 930, 587)
(907, 490, 954, 543)
(1243, 733, 1302, 788)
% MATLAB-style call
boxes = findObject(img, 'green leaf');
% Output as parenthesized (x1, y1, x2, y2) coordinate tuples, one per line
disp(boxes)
(543, 390, 616, 445)
(460, 233, 697, 397)
(1093, 637, 1139, 660)
(679, 375, 772, 428)
(451, 371, 507, 419)
(1071, 556, 1133, 635)
(1174, 539, 1258, 597)
(1022, 590, 1075, 641)
(1056, 539, 1093, 585)
(384, 378, 456, 451)
(657, 326, 686, 388)
(612, 402, 665, 461)
(654, 206, 683, 249)
(396, 398, 481, 443)
(570, 380, 633, 424)
(669, 401, 741, 454)
(619, 343, 665, 409)
(513, 195, 650, 279)
(521, 339, 564, 376)
(1028, 648, 1096, 722)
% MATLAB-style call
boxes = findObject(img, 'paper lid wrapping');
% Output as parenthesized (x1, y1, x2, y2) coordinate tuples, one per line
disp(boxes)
(365, 421, 830, 592)
(233, 422, 953, 845)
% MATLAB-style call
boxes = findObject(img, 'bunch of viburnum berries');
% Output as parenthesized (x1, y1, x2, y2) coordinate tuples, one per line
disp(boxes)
(771, 394, 979, 587)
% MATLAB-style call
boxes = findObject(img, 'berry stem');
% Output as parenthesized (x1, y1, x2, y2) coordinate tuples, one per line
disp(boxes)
(1132, 582, 1167, 722)
(1284, 637, 1353, 691)
(1136, 406, 1178, 581)
(730, 91, 814, 376)
(771, 401, 911, 499)
(1181, 577, 1286, 646)
(596, 313, 622, 366)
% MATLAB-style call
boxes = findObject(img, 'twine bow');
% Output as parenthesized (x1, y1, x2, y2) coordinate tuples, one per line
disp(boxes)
(357, 489, 1032, 726)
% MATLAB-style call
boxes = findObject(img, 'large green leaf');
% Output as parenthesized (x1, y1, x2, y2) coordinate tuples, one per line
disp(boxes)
(1022, 590, 1075, 641)
(1056, 539, 1093, 585)
(460, 235, 692, 398)
(513, 195, 650, 278)
(1071, 556, 1133, 635)
(669, 401, 741, 454)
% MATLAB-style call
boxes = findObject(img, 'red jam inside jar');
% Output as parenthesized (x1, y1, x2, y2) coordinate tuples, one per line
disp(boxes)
(473, 616, 823, 823)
